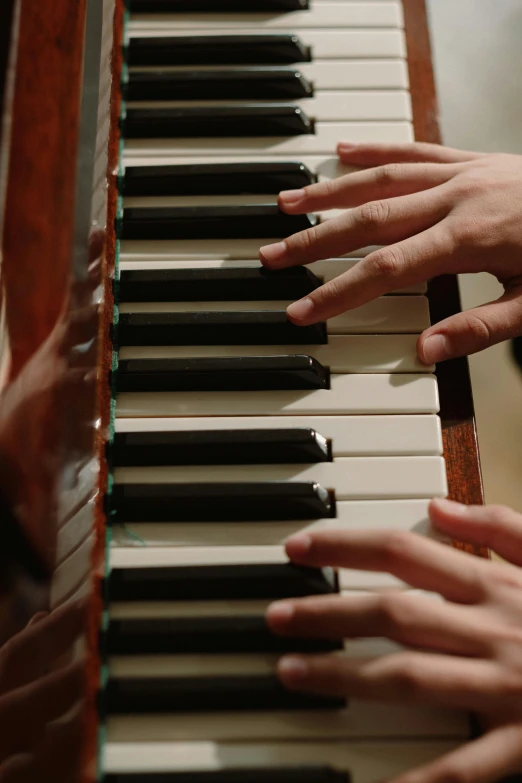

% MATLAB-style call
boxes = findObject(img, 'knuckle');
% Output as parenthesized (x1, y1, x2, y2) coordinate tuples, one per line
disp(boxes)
(390, 658, 426, 700)
(376, 594, 414, 634)
(435, 765, 471, 783)
(374, 163, 402, 186)
(355, 199, 391, 229)
(378, 529, 414, 569)
(292, 225, 318, 257)
(313, 276, 345, 307)
(459, 312, 491, 345)
(369, 246, 406, 279)
(451, 175, 484, 200)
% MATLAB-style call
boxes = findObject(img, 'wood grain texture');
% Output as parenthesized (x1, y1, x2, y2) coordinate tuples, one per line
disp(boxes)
(0, 0, 88, 572)
(403, 0, 485, 518)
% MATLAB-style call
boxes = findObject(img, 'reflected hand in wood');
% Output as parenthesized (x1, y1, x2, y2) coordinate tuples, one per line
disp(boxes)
(267, 498, 522, 783)
(260, 143, 522, 364)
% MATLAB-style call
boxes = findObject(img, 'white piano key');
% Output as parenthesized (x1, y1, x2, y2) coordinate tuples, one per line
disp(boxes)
(129, 4, 404, 31)
(123, 121, 414, 158)
(108, 638, 420, 680)
(129, 59, 410, 90)
(127, 91, 413, 122)
(110, 497, 436, 551)
(106, 699, 469, 742)
(103, 740, 465, 783)
(115, 415, 443, 456)
(113, 455, 448, 499)
(109, 599, 274, 620)
(117, 258, 428, 295)
(118, 296, 431, 334)
(116, 372, 440, 417)
(119, 334, 431, 374)
(126, 32, 406, 61)
(119, 239, 381, 262)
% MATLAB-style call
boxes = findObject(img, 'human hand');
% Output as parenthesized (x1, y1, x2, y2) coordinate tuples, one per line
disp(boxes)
(266, 498, 522, 783)
(259, 143, 522, 364)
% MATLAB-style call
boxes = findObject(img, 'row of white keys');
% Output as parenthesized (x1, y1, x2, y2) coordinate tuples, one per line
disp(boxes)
(113, 455, 447, 499)
(116, 372, 439, 417)
(118, 258, 428, 296)
(110, 497, 437, 551)
(119, 334, 431, 374)
(128, 4, 404, 31)
(103, 740, 464, 783)
(128, 60, 410, 90)
(123, 121, 414, 158)
(118, 296, 430, 334)
(126, 90, 413, 121)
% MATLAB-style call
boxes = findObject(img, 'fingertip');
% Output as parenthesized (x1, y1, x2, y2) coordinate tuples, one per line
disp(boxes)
(259, 240, 288, 268)
(278, 189, 305, 212)
(429, 497, 469, 527)
(418, 332, 451, 365)
(285, 532, 313, 561)
(266, 601, 295, 632)
(286, 297, 315, 323)
(277, 655, 310, 685)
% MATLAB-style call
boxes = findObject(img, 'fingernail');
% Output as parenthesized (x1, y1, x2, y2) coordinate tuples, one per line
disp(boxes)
(278, 656, 309, 681)
(259, 241, 287, 267)
(431, 497, 469, 516)
(266, 601, 294, 624)
(421, 334, 450, 364)
(287, 297, 315, 322)
(280, 189, 305, 204)
(286, 532, 312, 555)
(338, 142, 358, 153)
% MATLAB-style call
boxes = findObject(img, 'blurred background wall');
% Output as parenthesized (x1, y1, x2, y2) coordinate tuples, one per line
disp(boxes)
(427, 0, 522, 509)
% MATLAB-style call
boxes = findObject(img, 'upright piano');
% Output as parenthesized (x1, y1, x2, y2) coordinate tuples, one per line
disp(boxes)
(0, 1, 483, 781)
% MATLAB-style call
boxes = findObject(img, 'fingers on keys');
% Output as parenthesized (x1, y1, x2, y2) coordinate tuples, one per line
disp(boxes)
(388, 726, 522, 783)
(267, 591, 488, 657)
(418, 289, 522, 363)
(336, 141, 486, 167)
(278, 162, 463, 214)
(430, 497, 522, 567)
(275, 651, 500, 712)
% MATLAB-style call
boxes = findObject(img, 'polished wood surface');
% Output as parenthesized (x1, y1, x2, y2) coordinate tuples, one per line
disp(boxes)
(403, 0, 485, 519)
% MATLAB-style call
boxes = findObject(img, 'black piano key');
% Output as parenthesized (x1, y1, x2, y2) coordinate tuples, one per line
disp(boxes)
(119, 205, 316, 241)
(110, 429, 331, 467)
(121, 162, 316, 196)
(125, 68, 314, 101)
(104, 766, 350, 783)
(126, 35, 312, 67)
(107, 562, 337, 602)
(109, 482, 335, 523)
(113, 356, 329, 392)
(117, 267, 321, 302)
(113, 311, 327, 347)
(106, 615, 339, 655)
(105, 675, 344, 714)
(121, 105, 314, 139)
(127, 0, 308, 11)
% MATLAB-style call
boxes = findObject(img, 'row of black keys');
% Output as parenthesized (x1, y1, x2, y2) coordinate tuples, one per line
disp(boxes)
(105, 563, 342, 715)
(119, 205, 315, 240)
(106, 770, 349, 783)
(127, 0, 309, 12)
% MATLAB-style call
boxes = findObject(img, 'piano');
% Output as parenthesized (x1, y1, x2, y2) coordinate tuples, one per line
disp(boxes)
(0, 0, 484, 781)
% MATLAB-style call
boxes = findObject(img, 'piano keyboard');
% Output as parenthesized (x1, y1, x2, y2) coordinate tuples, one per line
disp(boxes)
(101, 2, 470, 781)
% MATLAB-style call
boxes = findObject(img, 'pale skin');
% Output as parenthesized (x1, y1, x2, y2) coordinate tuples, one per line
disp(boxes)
(267, 499, 522, 783)
(259, 142, 522, 364)
(260, 143, 522, 781)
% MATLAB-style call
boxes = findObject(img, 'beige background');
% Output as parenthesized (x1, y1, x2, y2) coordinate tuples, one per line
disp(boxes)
(426, 0, 522, 510)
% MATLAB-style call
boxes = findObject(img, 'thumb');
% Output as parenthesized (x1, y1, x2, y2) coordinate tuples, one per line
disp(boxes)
(418, 288, 522, 363)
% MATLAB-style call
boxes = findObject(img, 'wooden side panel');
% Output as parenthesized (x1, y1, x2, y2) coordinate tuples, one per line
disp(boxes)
(403, 0, 484, 516)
